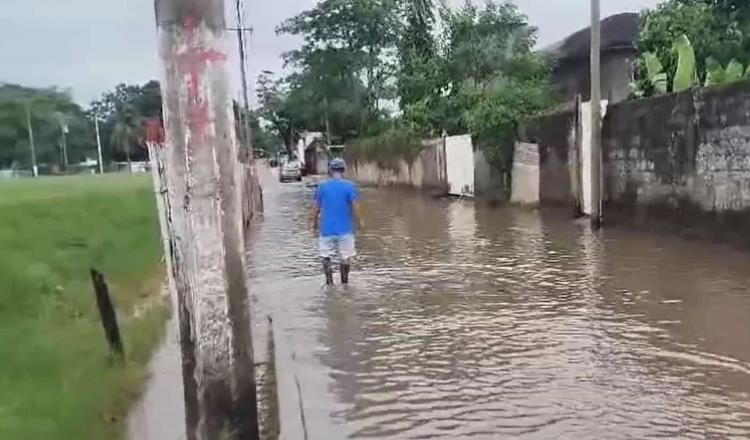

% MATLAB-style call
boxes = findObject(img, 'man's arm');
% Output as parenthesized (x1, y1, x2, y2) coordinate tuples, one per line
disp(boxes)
(310, 202, 320, 233)
(352, 200, 364, 231)
(310, 186, 321, 233)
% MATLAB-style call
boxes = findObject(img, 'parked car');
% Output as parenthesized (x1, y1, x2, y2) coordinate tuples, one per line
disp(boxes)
(279, 161, 302, 182)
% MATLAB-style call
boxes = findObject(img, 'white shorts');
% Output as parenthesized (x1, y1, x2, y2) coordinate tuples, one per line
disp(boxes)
(319, 234, 356, 261)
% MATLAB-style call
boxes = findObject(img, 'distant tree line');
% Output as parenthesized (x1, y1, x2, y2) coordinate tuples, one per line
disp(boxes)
(0, 80, 281, 172)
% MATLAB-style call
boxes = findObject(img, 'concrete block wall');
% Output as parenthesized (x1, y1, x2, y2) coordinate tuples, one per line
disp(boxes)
(525, 79, 750, 242)
(347, 140, 448, 193)
(603, 81, 750, 219)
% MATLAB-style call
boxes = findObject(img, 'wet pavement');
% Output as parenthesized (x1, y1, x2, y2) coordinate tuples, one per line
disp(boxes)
(130, 167, 750, 439)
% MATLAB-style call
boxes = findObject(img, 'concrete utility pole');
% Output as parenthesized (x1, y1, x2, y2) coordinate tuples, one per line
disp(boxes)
(590, 0, 602, 228)
(58, 114, 69, 171)
(94, 115, 104, 174)
(153, 1, 259, 439)
(25, 103, 38, 178)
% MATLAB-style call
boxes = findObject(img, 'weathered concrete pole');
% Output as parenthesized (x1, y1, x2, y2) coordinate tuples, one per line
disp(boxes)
(590, 0, 602, 228)
(152, 2, 259, 439)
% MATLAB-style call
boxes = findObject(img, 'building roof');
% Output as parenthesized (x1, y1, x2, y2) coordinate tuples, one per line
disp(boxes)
(543, 13, 639, 61)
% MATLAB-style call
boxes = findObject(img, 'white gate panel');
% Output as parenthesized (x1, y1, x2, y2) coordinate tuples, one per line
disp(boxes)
(445, 134, 475, 197)
(580, 101, 608, 215)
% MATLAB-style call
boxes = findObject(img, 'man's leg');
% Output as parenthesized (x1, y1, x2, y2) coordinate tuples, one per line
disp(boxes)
(339, 234, 356, 284)
(319, 236, 335, 285)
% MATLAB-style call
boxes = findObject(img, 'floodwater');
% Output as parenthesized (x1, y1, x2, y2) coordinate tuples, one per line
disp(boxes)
(129, 168, 750, 439)
(250, 170, 750, 440)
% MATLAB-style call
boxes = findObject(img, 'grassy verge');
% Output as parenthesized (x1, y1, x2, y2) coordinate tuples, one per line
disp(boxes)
(0, 174, 169, 439)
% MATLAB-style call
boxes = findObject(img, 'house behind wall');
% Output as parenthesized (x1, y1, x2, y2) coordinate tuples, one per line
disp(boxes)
(544, 13, 638, 104)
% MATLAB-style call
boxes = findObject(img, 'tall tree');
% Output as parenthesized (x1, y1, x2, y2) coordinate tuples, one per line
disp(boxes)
(398, 0, 437, 108)
(277, 0, 399, 134)
(89, 81, 162, 165)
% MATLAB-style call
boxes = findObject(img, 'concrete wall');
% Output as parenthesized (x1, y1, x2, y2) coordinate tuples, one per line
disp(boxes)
(602, 81, 750, 238)
(348, 139, 448, 193)
(525, 110, 577, 208)
(527, 79, 750, 242)
(510, 142, 540, 205)
(473, 148, 506, 201)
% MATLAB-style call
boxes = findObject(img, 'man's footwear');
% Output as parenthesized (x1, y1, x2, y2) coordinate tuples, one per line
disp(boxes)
(323, 258, 334, 286)
(340, 263, 351, 284)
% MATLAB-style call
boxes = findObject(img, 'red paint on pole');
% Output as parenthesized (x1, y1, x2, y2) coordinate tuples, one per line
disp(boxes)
(167, 16, 227, 143)
(145, 117, 165, 145)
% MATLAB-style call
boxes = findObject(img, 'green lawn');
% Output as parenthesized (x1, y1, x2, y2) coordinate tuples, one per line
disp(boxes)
(0, 174, 169, 439)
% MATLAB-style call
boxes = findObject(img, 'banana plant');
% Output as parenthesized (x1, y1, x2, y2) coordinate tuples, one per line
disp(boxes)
(643, 52, 668, 94)
(705, 58, 749, 86)
(673, 34, 697, 92)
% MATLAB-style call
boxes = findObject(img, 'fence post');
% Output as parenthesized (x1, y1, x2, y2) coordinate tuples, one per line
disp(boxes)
(89, 269, 124, 359)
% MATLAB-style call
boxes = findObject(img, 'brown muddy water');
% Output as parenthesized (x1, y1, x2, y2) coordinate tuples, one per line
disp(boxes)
(130, 171, 750, 439)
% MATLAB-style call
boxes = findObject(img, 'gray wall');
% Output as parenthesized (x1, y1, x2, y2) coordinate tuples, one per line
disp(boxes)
(473, 148, 506, 202)
(602, 80, 750, 241)
(347, 139, 448, 194)
(527, 79, 750, 243)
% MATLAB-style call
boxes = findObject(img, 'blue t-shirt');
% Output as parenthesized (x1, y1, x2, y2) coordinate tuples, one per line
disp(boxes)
(315, 178, 358, 237)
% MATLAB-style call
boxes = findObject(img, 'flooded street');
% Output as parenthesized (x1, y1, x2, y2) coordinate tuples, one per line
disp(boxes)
(250, 168, 750, 440)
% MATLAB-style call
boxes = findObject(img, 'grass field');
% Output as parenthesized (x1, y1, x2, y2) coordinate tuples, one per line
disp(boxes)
(0, 174, 169, 439)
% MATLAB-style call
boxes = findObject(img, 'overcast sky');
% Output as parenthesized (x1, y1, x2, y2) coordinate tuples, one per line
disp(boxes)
(0, 0, 662, 107)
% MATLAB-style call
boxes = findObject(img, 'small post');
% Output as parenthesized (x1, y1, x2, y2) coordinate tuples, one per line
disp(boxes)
(590, 0, 602, 228)
(89, 269, 125, 359)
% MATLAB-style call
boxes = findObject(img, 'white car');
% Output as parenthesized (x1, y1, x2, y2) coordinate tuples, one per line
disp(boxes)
(279, 161, 302, 182)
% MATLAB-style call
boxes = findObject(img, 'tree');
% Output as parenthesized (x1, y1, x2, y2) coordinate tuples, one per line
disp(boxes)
(109, 102, 141, 172)
(89, 81, 162, 165)
(398, 0, 439, 109)
(0, 84, 95, 171)
(637, 1, 744, 91)
(277, 0, 400, 135)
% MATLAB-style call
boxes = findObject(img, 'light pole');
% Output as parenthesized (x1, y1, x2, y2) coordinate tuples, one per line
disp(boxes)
(590, 0, 602, 228)
(57, 113, 69, 171)
(25, 102, 38, 178)
(94, 115, 104, 174)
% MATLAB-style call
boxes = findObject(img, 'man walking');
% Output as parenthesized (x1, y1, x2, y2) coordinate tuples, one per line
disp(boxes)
(310, 158, 363, 285)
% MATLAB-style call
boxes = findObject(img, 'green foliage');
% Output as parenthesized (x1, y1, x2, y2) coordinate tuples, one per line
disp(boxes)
(344, 127, 424, 171)
(272, 0, 556, 180)
(0, 85, 96, 171)
(673, 34, 698, 92)
(398, 0, 438, 109)
(90, 81, 163, 164)
(725, 59, 746, 82)
(643, 52, 669, 94)
(636, 0, 750, 95)
(0, 174, 167, 439)
(705, 57, 750, 85)
(276, 0, 400, 141)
